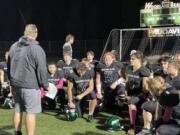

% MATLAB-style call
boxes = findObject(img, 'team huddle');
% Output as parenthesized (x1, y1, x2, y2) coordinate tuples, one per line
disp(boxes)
(0, 24, 180, 135)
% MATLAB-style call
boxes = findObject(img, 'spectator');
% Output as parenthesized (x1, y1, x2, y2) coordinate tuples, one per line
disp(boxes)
(63, 34, 75, 56)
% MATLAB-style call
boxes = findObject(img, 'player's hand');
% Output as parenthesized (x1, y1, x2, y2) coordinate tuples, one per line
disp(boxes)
(110, 82, 117, 90)
(96, 93, 103, 99)
(76, 94, 83, 100)
(68, 102, 76, 109)
(63, 78, 67, 82)
(8, 92, 13, 97)
(125, 95, 131, 100)
(2, 82, 9, 89)
(46, 87, 51, 92)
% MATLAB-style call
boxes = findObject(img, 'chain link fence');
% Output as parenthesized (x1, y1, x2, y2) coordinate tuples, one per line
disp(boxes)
(102, 27, 180, 62)
(0, 40, 106, 61)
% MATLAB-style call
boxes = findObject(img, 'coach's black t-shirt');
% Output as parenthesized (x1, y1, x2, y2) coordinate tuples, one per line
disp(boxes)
(96, 61, 123, 86)
(68, 70, 92, 96)
(125, 66, 150, 95)
(47, 69, 64, 86)
(57, 59, 79, 79)
(0, 61, 8, 82)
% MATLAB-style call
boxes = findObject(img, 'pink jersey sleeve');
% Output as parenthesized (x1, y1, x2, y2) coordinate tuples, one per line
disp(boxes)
(40, 87, 45, 98)
(56, 78, 64, 90)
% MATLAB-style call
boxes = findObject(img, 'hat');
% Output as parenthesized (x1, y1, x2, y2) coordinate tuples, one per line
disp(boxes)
(130, 50, 137, 56)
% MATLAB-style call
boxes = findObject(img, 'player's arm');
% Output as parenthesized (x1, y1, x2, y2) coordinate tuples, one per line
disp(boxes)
(67, 80, 75, 108)
(56, 78, 64, 90)
(110, 66, 126, 90)
(0, 69, 4, 85)
(141, 68, 151, 92)
(56, 69, 64, 89)
(110, 78, 126, 90)
(96, 72, 103, 99)
(142, 77, 149, 92)
(79, 78, 94, 99)
(96, 72, 101, 92)
(154, 102, 163, 121)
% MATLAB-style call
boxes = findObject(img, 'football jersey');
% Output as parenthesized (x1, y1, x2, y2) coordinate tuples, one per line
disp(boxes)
(47, 69, 64, 85)
(125, 65, 150, 95)
(89, 60, 99, 79)
(90, 60, 99, 69)
(57, 59, 79, 78)
(146, 62, 169, 79)
(173, 103, 180, 120)
(165, 75, 180, 90)
(68, 70, 93, 96)
(96, 61, 123, 85)
(159, 87, 179, 107)
(86, 67, 95, 78)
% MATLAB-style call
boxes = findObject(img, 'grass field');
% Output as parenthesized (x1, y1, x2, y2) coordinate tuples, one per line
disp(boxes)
(0, 108, 127, 135)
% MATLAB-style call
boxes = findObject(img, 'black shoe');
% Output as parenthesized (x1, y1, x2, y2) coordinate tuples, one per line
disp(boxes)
(15, 131, 22, 135)
(87, 115, 93, 123)
(55, 108, 65, 116)
(60, 108, 65, 114)
(136, 128, 152, 135)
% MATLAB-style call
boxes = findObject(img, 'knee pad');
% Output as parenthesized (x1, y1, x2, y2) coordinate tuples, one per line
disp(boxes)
(115, 94, 126, 107)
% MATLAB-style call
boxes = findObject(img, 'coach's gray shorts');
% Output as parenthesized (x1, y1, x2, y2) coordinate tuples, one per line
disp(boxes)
(12, 87, 41, 114)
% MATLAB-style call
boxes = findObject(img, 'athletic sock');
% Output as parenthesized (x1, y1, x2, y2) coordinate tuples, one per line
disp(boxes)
(129, 106, 137, 127)
(156, 131, 160, 135)
(89, 112, 93, 116)
(163, 107, 173, 122)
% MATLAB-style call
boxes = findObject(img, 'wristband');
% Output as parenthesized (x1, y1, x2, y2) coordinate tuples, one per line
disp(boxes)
(115, 78, 125, 86)
(96, 84, 101, 93)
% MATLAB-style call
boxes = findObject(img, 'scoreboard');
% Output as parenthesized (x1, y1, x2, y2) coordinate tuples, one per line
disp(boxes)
(140, 0, 180, 27)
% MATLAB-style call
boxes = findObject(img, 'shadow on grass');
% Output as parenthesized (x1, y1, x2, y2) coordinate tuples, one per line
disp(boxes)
(0, 125, 13, 130)
(55, 114, 89, 122)
(95, 113, 111, 125)
(0, 131, 13, 135)
(54, 113, 70, 122)
(0, 125, 14, 135)
(94, 113, 113, 131)
(72, 131, 106, 135)
(42, 109, 59, 115)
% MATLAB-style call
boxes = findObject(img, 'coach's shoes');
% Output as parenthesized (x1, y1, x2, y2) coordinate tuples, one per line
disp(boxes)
(15, 131, 22, 135)
(87, 115, 94, 123)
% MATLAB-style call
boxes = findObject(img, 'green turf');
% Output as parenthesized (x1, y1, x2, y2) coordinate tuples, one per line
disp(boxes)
(0, 108, 127, 135)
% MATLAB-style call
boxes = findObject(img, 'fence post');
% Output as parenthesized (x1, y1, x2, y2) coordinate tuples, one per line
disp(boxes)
(119, 30, 122, 61)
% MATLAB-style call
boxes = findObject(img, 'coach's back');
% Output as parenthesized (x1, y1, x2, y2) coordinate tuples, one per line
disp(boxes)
(8, 36, 48, 90)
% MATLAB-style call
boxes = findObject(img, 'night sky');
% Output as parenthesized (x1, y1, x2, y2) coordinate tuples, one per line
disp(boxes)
(0, 0, 177, 41)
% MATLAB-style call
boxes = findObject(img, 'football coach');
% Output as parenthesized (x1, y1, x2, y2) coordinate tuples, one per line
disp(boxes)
(8, 24, 49, 135)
